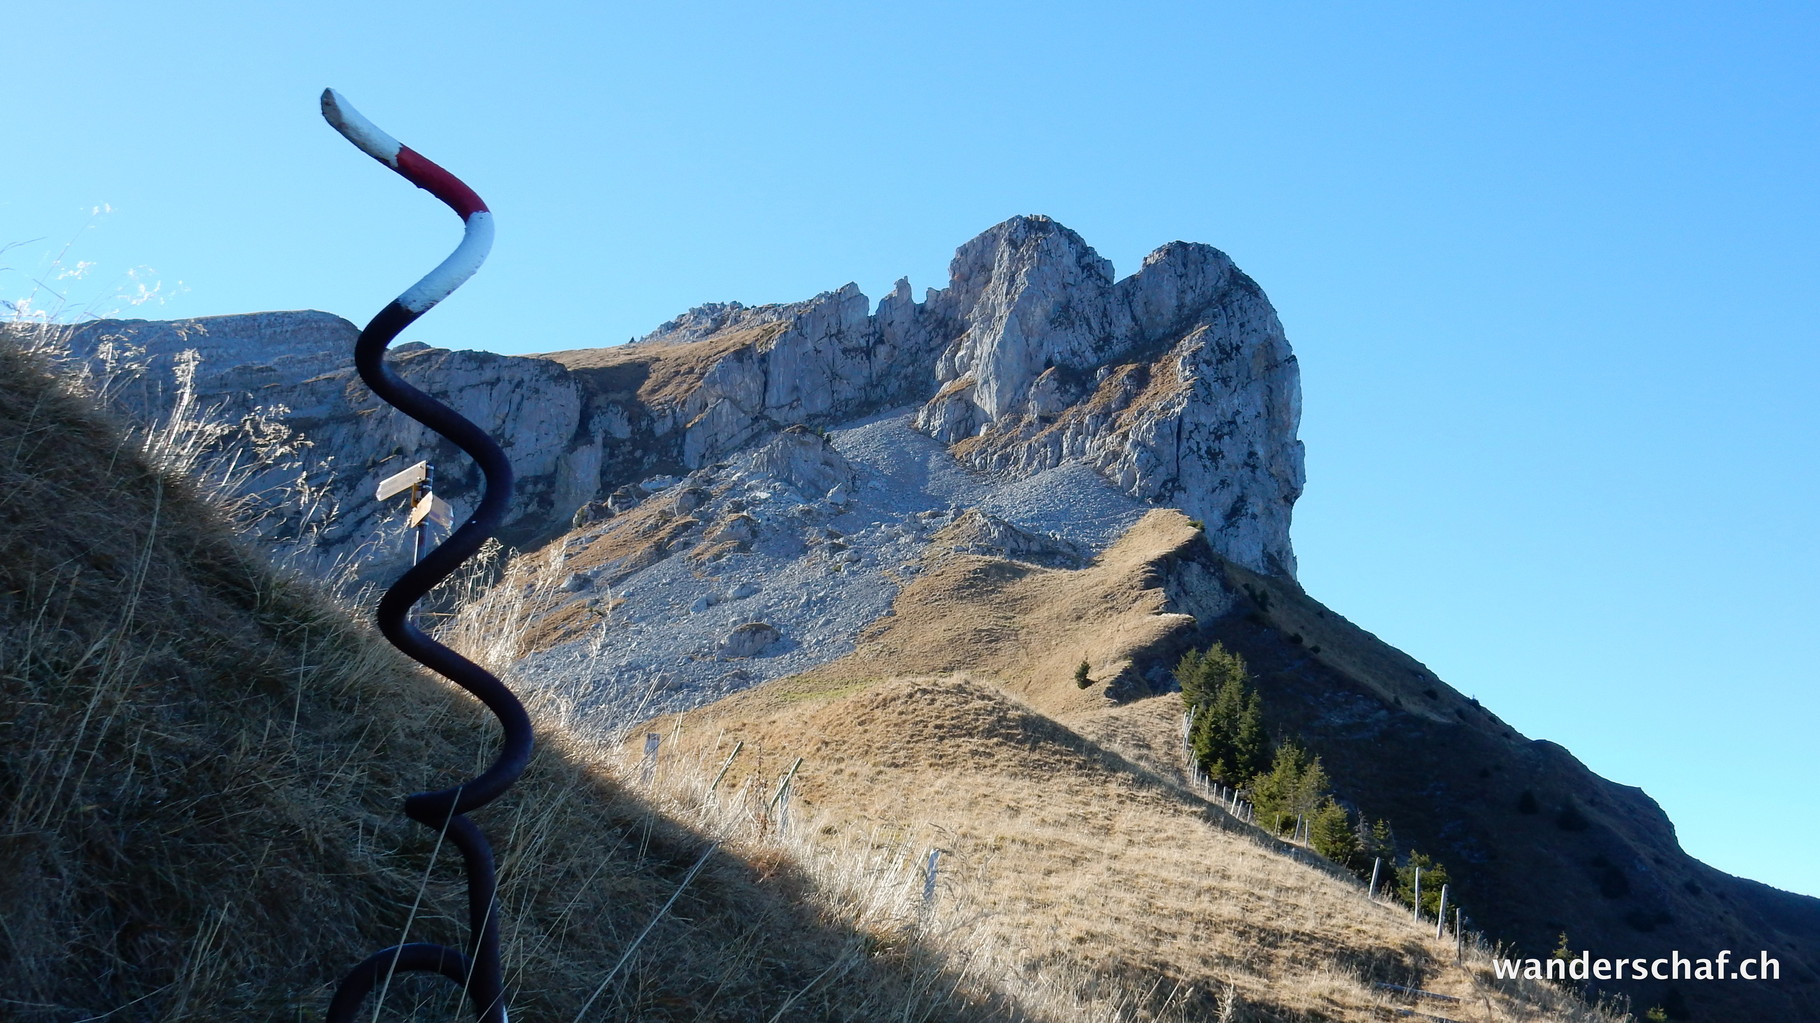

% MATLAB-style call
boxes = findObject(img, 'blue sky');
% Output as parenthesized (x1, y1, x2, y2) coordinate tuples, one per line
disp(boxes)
(8, 2, 1817, 900)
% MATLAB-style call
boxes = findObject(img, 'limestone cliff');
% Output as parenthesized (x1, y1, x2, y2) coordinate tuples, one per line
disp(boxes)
(32, 216, 1303, 577)
(912, 217, 1303, 576)
(40, 311, 600, 568)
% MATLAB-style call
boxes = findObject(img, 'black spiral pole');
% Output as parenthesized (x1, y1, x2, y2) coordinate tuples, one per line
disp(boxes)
(320, 89, 532, 1023)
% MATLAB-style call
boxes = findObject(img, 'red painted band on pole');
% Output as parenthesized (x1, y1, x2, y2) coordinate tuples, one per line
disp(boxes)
(397, 146, 489, 218)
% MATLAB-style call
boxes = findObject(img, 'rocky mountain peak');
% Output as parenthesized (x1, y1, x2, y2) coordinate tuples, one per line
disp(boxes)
(33, 216, 1302, 577)
(924, 215, 1119, 421)
(915, 217, 1303, 576)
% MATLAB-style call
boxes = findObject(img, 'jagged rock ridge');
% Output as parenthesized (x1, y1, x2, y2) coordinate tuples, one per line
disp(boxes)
(912, 218, 1302, 576)
(36, 215, 1302, 578)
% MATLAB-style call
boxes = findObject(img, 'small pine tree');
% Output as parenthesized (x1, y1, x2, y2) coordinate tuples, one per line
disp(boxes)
(1190, 709, 1232, 784)
(1211, 673, 1266, 780)
(1073, 659, 1093, 689)
(1175, 648, 1207, 707)
(1550, 932, 1578, 988)
(1251, 739, 1320, 835)
(1309, 798, 1363, 869)
(1357, 817, 1394, 865)
(1552, 931, 1574, 964)
(1294, 754, 1330, 820)
(1395, 850, 1451, 917)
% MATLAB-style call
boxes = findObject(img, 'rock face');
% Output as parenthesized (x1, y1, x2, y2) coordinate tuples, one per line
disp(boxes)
(936, 509, 1088, 569)
(41, 312, 603, 572)
(912, 219, 1302, 575)
(35, 216, 1303, 577)
(747, 426, 854, 499)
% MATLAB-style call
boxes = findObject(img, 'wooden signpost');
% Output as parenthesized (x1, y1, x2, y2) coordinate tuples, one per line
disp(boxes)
(375, 459, 451, 564)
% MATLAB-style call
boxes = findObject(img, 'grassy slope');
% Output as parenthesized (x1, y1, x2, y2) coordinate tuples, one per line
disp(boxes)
(654, 514, 1622, 1023)
(665, 504, 1820, 1022)
(0, 331, 1009, 1022)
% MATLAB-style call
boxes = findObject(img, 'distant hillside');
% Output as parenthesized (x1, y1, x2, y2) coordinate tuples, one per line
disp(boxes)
(670, 507, 1820, 1022)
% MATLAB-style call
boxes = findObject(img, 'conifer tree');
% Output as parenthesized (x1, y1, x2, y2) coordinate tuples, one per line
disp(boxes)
(1251, 739, 1308, 834)
(1356, 817, 1393, 865)
(1552, 931, 1575, 964)
(1309, 798, 1363, 869)
(1176, 648, 1207, 707)
(1395, 850, 1451, 916)
(1293, 752, 1330, 820)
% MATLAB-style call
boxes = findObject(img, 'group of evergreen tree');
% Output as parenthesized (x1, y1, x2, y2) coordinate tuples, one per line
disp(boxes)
(1176, 644, 1267, 786)
(1175, 643, 1451, 906)
(1250, 740, 1327, 837)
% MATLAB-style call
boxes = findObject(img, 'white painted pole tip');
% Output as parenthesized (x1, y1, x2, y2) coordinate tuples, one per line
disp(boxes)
(320, 88, 402, 166)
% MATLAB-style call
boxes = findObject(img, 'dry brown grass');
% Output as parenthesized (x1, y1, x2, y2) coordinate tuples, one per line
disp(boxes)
(652, 675, 1629, 1023)
(635, 506, 1636, 1022)
(540, 322, 787, 410)
(807, 509, 1204, 723)
(0, 328, 1017, 1022)
(561, 504, 701, 582)
(435, 496, 703, 658)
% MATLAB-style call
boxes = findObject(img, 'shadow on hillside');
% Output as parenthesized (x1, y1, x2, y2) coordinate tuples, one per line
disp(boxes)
(0, 331, 1020, 1022)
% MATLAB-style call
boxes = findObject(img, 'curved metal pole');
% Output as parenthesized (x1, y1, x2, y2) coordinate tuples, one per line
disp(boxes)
(320, 88, 531, 1023)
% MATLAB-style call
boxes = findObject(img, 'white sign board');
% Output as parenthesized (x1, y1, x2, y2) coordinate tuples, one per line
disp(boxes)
(376, 460, 430, 501)
(407, 493, 454, 529)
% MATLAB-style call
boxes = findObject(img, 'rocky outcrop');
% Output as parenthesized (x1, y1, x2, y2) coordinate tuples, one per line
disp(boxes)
(41, 312, 606, 573)
(746, 425, 854, 499)
(913, 218, 1303, 576)
(587, 218, 1303, 574)
(935, 509, 1087, 568)
(34, 216, 1304, 577)
(719, 622, 780, 658)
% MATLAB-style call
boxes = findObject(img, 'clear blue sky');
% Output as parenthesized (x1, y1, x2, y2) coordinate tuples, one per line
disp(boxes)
(8, 2, 1817, 899)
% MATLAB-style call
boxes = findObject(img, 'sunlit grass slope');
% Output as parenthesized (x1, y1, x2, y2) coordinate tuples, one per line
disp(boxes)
(651, 517, 1627, 1023)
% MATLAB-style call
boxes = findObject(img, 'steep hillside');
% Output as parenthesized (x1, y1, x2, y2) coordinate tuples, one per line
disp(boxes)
(0, 330, 1025, 1020)
(656, 674, 1593, 1022)
(673, 509, 1820, 1021)
(1205, 563, 1820, 1022)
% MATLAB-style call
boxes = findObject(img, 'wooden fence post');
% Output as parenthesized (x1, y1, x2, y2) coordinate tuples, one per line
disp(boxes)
(707, 740, 743, 794)
(768, 757, 804, 832)
(641, 732, 661, 784)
